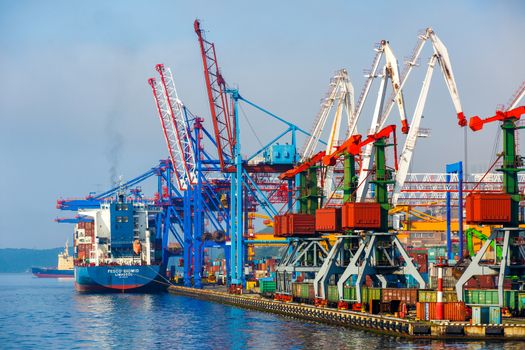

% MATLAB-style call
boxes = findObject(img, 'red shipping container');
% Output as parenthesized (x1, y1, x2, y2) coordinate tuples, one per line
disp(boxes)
(381, 288, 418, 305)
(273, 215, 282, 236)
(341, 203, 382, 230)
(273, 215, 290, 237)
(478, 275, 496, 289)
(315, 207, 341, 232)
(466, 193, 511, 224)
(286, 214, 316, 236)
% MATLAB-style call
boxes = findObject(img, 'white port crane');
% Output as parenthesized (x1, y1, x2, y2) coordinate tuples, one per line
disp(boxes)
(390, 28, 466, 206)
(354, 28, 467, 204)
(505, 80, 525, 111)
(300, 69, 356, 162)
(299, 69, 355, 201)
(355, 40, 410, 202)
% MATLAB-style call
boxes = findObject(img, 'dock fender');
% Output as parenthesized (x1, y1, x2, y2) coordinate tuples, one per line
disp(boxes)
(485, 326, 504, 336)
(445, 325, 465, 335)
(412, 324, 431, 335)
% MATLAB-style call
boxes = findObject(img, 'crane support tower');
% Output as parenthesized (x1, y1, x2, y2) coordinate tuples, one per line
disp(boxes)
(456, 105, 525, 305)
(313, 125, 425, 307)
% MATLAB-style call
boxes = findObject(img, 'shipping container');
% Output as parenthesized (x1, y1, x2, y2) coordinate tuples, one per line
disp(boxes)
(259, 279, 276, 294)
(466, 193, 511, 225)
(292, 282, 301, 298)
(489, 306, 502, 324)
(315, 208, 341, 232)
(416, 302, 467, 321)
(287, 214, 316, 236)
(364, 287, 382, 304)
(519, 292, 525, 312)
(292, 282, 315, 301)
(429, 276, 457, 290)
(381, 288, 418, 305)
(273, 215, 283, 237)
(418, 290, 458, 303)
(343, 285, 355, 301)
(341, 203, 381, 230)
(327, 285, 339, 303)
(463, 289, 519, 310)
(472, 306, 490, 324)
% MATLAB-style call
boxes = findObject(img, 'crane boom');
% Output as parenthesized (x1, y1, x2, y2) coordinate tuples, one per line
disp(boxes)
(301, 69, 355, 161)
(380, 28, 466, 129)
(156, 64, 196, 187)
(427, 29, 465, 126)
(356, 41, 407, 202)
(507, 80, 525, 111)
(360, 28, 466, 203)
(149, 76, 186, 190)
(390, 29, 467, 206)
(391, 55, 437, 206)
(194, 19, 234, 171)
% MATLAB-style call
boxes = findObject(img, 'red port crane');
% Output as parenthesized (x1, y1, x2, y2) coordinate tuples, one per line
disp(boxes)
(194, 19, 235, 172)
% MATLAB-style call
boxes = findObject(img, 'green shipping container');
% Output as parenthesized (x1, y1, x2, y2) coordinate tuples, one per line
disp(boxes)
(358, 287, 382, 304)
(339, 286, 381, 303)
(260, 280, 276, 294)
(463, 290, 518, 310)
(298, 283, 314, 300)
(327, 285, 339, 303)
(343, 286, 355, 301)
(300, 283, 309, 299)
(518, 292, 525, 312)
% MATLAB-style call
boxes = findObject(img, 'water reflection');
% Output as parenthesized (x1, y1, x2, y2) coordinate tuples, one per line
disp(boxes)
(1, 274, 524, 349)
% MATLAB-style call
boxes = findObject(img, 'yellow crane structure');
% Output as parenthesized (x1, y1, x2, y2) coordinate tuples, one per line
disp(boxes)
(246, 213, 286, 261)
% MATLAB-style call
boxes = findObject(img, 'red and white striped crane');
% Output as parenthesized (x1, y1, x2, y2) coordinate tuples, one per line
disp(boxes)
(148, 64, 196, 191)
(194, 19, 235, 172)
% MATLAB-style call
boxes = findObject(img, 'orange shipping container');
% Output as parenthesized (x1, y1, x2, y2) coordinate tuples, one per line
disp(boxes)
(465, 193, 511, 224)
(341, 203, 381, 230)
(315, 208, 341, 232)
(416, 302, 467, 321)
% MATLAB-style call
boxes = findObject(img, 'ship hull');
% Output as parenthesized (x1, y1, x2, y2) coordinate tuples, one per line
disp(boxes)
(32, 267, 74, 278)
(74, 264, 167, 293)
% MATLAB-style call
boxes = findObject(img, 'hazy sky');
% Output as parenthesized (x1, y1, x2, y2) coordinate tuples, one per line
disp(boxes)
(0, 1, 524, 248)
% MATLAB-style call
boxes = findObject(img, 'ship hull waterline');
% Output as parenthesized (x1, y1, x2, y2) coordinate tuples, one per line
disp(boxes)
(32, 267, 74, 278)
(74, 264, 168, 293)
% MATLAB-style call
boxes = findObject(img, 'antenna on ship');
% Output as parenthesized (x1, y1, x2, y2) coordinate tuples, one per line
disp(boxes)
(64, 239, 69, 257)
(116, 175, 126, 202)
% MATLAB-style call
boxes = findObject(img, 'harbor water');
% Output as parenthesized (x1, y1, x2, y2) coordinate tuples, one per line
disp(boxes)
(0, 273, 523, 349)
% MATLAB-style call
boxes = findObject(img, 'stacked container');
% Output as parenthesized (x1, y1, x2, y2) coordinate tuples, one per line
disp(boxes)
(273, 214, 316, 237)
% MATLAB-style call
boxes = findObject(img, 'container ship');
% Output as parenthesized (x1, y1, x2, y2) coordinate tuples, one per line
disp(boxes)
(74, 195, 167, 292)
(31, 241, 74, 278)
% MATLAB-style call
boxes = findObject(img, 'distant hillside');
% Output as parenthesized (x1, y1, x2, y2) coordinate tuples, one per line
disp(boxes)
(0, 247, 73, 273)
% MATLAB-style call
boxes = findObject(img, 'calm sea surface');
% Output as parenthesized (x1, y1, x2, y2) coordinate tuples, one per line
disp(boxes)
(0, 273, 523, 349)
